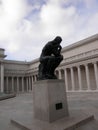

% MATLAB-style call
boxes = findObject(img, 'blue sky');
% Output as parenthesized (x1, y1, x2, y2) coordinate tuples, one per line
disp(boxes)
(0, 0, 98, 61)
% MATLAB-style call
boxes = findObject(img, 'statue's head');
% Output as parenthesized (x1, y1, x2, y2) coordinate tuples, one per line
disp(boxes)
(54, 36, 62, 44)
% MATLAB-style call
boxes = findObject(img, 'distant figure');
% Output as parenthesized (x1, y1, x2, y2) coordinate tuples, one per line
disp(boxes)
(38, 36, 63, 80)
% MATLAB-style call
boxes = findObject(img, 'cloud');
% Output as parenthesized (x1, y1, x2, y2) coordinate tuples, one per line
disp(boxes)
(0, 0, 98, 61)
(0, 0, 28, 39)
(40, 1, 76, 37)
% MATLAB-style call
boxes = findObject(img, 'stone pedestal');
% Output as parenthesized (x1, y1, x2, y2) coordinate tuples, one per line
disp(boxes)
(11, 79, 95, 130)
(33, 79, 69, 122)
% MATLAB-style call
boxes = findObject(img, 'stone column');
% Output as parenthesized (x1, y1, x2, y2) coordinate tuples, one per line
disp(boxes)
(29, 76, 31, 91)
(64, 68, 68, 91)
(32, 76, 34, 82)
(0, 63, 4, 92)
(93, 62, 98, 89)
(58, 70, 62, 79)
(34, 75, 37, 82)
(11, 77, 14, 92)
(26, 77, 29, 92)
(34, 75, 36, 82)
(36, 75, 38, 81)
(22, 77, 24, 92)
(77, 65, 82, 91)
(85, 64, 90, 90)
(70, 67, 75, 91)
(17, 77, 19, 93)
(6, 77, 9, 93)
(31, 76, 34, 91)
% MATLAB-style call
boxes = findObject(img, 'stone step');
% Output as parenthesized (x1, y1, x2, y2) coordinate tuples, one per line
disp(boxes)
(76, 120, 98, 130)
(11, 111, 94, 130)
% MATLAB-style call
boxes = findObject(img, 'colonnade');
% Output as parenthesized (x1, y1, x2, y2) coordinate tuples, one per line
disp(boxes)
(56, 61, 98, 91)
(1, 61, 98, 93)
(4, 75, 38, 93)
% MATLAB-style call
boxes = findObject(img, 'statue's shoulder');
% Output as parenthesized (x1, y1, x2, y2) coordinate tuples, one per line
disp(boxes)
(44, 41, 53, 49)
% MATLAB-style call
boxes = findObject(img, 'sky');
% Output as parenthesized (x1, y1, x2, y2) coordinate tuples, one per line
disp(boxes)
(0, 0, 98, 61)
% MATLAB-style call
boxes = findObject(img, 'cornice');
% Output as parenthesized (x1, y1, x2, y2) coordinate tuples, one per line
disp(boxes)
(60, 54, 98, 68)
(63, 49, 98, 63)
(62, 34, 98, 53)
(4, 69, 25, 74)
(3, 59, 28, 65)
(0, 48, 5, 51)
(57, 48, 98, 69)
(28, 58, 39, 64)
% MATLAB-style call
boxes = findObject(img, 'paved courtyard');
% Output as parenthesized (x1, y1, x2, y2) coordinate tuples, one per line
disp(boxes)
(0, 92, 98, 130)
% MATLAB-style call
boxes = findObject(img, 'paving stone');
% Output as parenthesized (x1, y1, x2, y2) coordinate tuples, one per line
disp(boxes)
(0, 92, 98, 130)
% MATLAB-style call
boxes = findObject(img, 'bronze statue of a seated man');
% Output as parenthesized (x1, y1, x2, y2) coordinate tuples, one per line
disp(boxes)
(38, 36, 63, 80)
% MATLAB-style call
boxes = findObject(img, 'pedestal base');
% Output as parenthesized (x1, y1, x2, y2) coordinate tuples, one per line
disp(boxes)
(33, 80, 69, 122)
(10, 80, 95, 130)
(11, 110, 94, 130)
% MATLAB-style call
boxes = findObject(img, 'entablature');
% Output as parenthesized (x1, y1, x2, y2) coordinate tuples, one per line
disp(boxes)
(64, 49, 98, 64)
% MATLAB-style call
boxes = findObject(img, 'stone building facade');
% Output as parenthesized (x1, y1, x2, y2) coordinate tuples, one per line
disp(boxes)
(0, 34, 98, 93)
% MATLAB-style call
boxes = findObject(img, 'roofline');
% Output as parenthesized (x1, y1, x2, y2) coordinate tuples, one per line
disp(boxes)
(4, 59, 28, 65)
(2, 34, 98, 64)
(62, 34, 98, 53)
(28, 58, 39, 64)
(0, 48, 5, 51)
(3, 58, 39, 65)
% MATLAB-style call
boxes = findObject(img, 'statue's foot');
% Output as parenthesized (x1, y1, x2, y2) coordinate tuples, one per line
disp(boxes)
(38, 74, 52, 80)
(38, 74, 57, 80)
(38, 74, 47, 80)
(45, 74, 57, 79)
(52, 74, 57, 79)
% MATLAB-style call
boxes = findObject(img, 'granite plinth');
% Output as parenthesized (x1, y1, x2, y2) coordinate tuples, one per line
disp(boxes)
(33, 79, 69, 122)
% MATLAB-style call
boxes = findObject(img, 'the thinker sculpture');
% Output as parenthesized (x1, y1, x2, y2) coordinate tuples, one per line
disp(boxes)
(38, 36, 63, 80)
